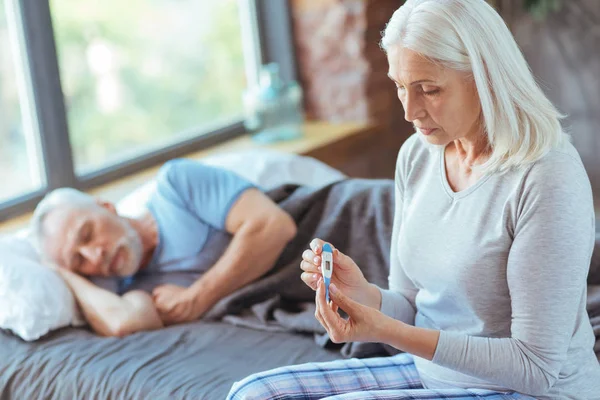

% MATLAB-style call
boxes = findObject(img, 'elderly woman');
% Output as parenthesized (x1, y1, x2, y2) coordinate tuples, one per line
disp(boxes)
(227, 0, 600, 399)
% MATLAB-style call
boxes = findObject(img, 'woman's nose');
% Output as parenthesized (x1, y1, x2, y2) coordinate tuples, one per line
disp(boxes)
(402, 93, 426, 122)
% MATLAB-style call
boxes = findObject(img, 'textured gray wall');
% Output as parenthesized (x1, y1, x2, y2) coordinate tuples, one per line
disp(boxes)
(500, 0, 600, 210)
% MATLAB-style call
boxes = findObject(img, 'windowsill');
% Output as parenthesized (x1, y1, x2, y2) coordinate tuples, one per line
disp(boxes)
(0, 120, 382, 234)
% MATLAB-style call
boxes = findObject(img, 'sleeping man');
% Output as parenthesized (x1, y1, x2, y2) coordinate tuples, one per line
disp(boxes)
(29, 159, 297, 337)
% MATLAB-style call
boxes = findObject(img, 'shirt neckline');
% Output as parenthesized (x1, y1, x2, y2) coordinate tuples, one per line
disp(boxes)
(438, 144, 492, 200)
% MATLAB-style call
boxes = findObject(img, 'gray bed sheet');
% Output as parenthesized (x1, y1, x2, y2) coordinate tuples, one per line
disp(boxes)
(0, 322, 341, 400)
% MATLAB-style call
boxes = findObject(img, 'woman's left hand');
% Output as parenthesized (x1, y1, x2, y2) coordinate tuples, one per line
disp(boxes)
(314, 278, 386, 344)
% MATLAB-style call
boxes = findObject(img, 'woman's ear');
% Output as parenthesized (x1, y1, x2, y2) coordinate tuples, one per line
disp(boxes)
(97, 200, 117, 214)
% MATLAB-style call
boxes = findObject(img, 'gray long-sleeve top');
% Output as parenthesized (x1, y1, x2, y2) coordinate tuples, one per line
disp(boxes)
(379, 134, 600, 399)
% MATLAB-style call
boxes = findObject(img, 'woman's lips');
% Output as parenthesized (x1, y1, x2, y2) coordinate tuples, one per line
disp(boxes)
(419, 128, 437, 136)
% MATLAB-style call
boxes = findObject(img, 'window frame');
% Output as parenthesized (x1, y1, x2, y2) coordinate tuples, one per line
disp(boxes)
(0, 0, 297, 222)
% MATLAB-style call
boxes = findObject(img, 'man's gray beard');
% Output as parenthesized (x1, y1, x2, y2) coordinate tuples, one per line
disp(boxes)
(115, 222, 144, 277)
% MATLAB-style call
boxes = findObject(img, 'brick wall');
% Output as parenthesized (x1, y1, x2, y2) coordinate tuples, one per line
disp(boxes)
(290, 0, 411, 178)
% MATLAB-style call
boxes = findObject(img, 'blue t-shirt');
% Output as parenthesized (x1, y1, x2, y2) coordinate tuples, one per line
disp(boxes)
(94, 159, 255, 293)
(145, 159, 255, 272)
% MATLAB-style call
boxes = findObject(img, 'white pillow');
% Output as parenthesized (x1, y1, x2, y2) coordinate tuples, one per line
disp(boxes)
(203, 149, 346, 189)
(0, 234, 84, 341)
(117, 149, 345, 216)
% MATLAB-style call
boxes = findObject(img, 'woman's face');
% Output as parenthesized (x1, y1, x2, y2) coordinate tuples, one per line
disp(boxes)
(387, 45, 483, 146)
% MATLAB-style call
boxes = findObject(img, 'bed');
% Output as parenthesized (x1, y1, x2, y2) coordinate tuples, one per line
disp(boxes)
(1, 160, 599, 399)
(0, 172, 399, 399)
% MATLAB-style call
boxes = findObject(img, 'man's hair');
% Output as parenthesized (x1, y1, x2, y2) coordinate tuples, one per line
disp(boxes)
(29, 188, 97, 257)
(381, 0, 567, 173)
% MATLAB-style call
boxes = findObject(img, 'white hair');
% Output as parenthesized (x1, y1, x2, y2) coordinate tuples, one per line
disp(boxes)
(381, 0, 567, 173)
(29, 188, 98, 256)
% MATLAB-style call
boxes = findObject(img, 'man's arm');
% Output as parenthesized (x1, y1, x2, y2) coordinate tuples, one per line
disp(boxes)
(191, 188, 297, 307)
(153, 188, 297, 323)
(57, 268, 163, 337)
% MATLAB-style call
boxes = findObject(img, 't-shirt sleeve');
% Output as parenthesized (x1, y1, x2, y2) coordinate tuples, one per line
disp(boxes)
(156, 159, 255, 230)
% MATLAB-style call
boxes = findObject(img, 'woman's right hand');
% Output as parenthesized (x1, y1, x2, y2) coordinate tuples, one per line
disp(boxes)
(300, 238, 377, 307)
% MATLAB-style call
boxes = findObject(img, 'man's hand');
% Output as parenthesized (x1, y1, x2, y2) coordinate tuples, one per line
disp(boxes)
(152, 284, 207, 325)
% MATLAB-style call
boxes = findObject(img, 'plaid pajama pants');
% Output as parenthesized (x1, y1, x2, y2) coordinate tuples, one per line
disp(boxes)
(226, 353, 535, 400)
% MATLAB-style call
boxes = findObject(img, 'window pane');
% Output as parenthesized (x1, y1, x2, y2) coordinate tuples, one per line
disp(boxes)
(0, 0, 45, 203)
(50, 0, 247, 174)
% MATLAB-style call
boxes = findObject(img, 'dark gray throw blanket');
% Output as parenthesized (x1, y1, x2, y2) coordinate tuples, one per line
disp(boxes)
(123, 179, 397, 358)
(588, 285, 600, 356)
(205, 179, 398, 358)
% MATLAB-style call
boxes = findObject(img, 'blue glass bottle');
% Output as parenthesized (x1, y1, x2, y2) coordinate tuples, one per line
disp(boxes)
(243, 63, 304, 143)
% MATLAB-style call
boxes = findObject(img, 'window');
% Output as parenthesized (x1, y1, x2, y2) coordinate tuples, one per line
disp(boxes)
(0, 0, 44, 203)
(0, 0, 295, 220)
(51, 0, 248, 174)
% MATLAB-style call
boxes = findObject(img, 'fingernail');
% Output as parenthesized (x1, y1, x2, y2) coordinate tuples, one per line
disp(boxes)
(313, 273, 318, 279)
(314, 257, 319, 263)
(330, 283, 337, 294)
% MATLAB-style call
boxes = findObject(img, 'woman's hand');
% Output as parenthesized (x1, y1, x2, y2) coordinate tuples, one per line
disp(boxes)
(300, 238, 379, 308)
(314, 279, 387, 344)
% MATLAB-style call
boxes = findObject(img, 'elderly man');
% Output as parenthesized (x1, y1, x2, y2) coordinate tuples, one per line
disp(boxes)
(30, 159, 297, 337)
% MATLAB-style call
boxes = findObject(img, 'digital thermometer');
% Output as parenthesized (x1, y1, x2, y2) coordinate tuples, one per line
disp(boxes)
(321, 243, 334, 302)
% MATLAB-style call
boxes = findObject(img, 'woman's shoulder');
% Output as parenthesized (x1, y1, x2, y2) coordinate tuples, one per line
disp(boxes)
(525, 140, 588, 183)
(519, 140, 593, 204)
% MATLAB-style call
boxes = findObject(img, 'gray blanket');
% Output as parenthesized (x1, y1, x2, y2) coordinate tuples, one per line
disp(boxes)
(110, 179, 397, 357)
(588, 285, 600, 356)
(205, 179, 397, 357)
